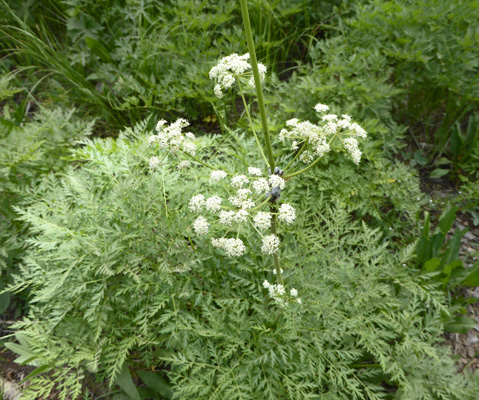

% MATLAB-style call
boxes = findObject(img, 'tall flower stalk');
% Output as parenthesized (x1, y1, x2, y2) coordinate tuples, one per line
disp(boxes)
(149, 0, 368, 306)
(239, 0, 285, 286)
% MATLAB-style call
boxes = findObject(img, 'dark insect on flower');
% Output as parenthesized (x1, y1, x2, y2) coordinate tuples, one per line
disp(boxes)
(266, 186, 281, 203)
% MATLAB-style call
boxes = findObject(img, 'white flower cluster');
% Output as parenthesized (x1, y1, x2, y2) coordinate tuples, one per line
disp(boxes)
(278, 203, 296, 225)
(188, 168, 296, 257)
(209, 53, 267, 98)
(193, 216, 209, 235)
(149, 118, 197, 155)
(210, 170, 227, 181)
(149, 156, 162, 170)
(261, 234, 280, 255)
(263, 280, 301, 305)
(211, 238, 246, 257)
(279, 103, 367, 165)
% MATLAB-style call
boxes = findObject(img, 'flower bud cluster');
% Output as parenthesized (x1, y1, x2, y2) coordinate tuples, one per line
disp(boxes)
(188, 167, 296, 257)
(209, 53, 267, 98)
(279, 103, 368, 165)
(263, 280, 301, 305)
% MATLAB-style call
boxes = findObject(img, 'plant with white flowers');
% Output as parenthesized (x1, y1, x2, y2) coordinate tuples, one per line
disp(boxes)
(147, 0, 368, 307)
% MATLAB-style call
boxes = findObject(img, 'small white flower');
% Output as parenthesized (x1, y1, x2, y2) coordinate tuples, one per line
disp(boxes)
(252, 178, 270, 194)
(205, 196, 222, 212)
(148, 135, 159, 145)
(297, 298, 302, 304)
(290, 288, 298, 297)
(210, 170, 227, 181)
(337, 118, 351, 130)
(237, 188, 251, 199)
(155, 119, 167, 132)
(248, 167, 262, 176)
(314, 103, 329, 113)
(253, 212, 272, 230)
(231, 175, 249, 188)
(177, 160, 191, 170)
(149, 156, 161, 170)
(272, 268, 284, 275)
(278, 203, 296, 225)
(185, 132, 195, 140)
(322, 114, 338, 122)
(261, 234, 280, 255)
(219, 210, 235, 226)
(269, 174, 285, 190)
(263, 280, 270, 289)
(182, 142, 196, 155)
(211, 237, 246, 257)
(214, 84, 223, 98)
(193, 216, 209, 235)
(343, 137, 362, 165)
(189, 194, 205, 212)
(240, 199, 255, 210)
(350, 122, 367, 139)
(233, 209, 249, 223)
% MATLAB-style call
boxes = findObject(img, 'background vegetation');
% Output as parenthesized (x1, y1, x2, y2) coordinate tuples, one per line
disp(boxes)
(0, 0, 478, 398)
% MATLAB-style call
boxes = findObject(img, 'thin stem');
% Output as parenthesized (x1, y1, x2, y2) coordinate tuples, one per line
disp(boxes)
(283, 154, 324, 179)
(284, 134, 338, 179)
(237, 81, 269, 167)
(283, 140, 308, 172)
(183, 151, 227, 173)
(239, 0, 275, 171)
(270, 205, 284, 285)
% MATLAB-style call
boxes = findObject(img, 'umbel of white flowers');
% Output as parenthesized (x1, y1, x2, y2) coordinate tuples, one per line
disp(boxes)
(188, 168, 296, 258)
(280, 103, 367, 165)
(148, 118, 197, 170)
(209, 53, 266, 98)
(263, 280, 301, 305)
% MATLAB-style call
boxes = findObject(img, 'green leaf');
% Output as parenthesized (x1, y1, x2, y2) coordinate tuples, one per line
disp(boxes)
(413, 150, 428, 166)
(430, 168, 449, 179)
(137, 371, 173, 399)
(450, 123, 463, 159)
(444, 316, 477, 334)
(438, 206, 456, 235)
(424, 257, 441, 272)
(116, 365, 141, 400)
(85, 36, 112, 63)
(463, 262, 479, 287)
(20, 364, 52, 385)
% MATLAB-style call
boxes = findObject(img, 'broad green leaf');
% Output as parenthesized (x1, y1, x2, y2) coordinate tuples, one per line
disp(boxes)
(138, 371, 173, 399)
(444, 316, 476, 334)
(438, 206, 456, 235)
(116, 365, 141, 400)
(430, 168, 449, 179)
(463, 262, 479, 286)
(424, 257, 441, 272)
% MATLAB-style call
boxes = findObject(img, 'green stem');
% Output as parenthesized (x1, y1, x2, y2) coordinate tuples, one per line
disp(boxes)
(270, 205, 284, 285)
(237, 81, 269, 167)
(283, 154, 323, 179)
(183, 151, 227, 173)
(284, 134, 338, 179)
(283, 140, 308, 172)
(239, 0, 275, 171)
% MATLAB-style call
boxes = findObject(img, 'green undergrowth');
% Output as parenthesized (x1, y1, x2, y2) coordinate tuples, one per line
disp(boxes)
(7, 127, 479, 399)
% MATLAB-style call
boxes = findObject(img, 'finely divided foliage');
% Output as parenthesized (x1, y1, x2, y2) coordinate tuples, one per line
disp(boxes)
(4, 1, 479, 399)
